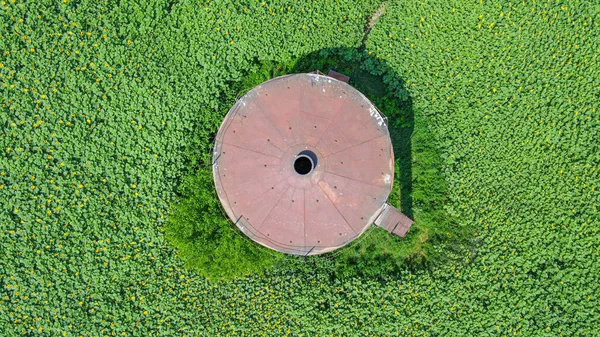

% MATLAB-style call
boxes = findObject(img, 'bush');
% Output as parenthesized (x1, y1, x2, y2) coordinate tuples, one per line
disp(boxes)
(165, 167, 282, 280)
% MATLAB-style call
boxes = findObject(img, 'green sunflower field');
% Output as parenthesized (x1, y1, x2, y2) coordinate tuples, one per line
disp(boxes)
(1, 0, 598, 336)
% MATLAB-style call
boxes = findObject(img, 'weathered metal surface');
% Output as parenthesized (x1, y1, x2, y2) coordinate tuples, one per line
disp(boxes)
(213, 73, 402, 255)
(374, 203, 413, 237)
(327, 69, 350, 83)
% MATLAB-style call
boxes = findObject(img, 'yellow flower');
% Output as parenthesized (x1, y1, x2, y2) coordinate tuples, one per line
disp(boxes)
(131, 184, 137, 189)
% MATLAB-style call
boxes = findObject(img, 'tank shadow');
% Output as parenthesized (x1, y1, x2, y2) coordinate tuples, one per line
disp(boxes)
(291, 48, 414, 220)
(225, 47, 467, 279)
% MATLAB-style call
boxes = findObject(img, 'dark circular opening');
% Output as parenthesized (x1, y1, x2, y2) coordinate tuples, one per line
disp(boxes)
(294, 155, 313, 175)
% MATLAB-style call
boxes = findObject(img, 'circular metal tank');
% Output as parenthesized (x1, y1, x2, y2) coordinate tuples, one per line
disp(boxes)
(213, 73, 411, 255)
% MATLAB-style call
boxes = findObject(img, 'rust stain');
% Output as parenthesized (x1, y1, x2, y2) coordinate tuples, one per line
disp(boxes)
(318, 181, 338, 204)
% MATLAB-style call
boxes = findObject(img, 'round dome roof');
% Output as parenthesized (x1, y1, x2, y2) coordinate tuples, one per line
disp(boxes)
(213, 73, 394, 255)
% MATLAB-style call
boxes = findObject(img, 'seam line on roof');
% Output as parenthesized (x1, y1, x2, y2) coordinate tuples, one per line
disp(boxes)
(250, 175, 289, 203)
(323, 134, 387, 158)
(254, 185, 291, 233)
(230, 172, 285, 190)
(324, 170, 386, 189)
(302, 188, 306, 248)
(260, 140, 286, 154)
(312, 96, 348, 150)
(254, 91, 297, 147)
(249, 126, 287, 152)
(313, 122, 349, 153)
(221, 142, 282, 159)
(230, 175, 289, 224)
(228, 111, 288, 152)
(254, 109, 290, 145)
(318, 184, 357, 236)
(299, 112, 331, 141)
(299, 108, 335, 120)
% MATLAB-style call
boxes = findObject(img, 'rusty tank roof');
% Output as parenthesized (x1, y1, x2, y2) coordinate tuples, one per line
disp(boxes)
(213, 73, 402, 255)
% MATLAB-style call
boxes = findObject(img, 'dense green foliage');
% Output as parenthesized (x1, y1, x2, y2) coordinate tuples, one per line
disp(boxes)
(1, 0, 598, 336)
(186, 51, 462, 279)
(363, 0, 600, 334)
(165, 167, 282, 279)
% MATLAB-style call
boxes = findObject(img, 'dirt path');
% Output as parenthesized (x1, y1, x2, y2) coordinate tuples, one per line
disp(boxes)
(360, 2, 386, 49)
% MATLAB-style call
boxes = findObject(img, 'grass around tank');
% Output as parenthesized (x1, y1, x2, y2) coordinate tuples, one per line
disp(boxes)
(165, 49, 469, 280)
(1, 0, 598, 335)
